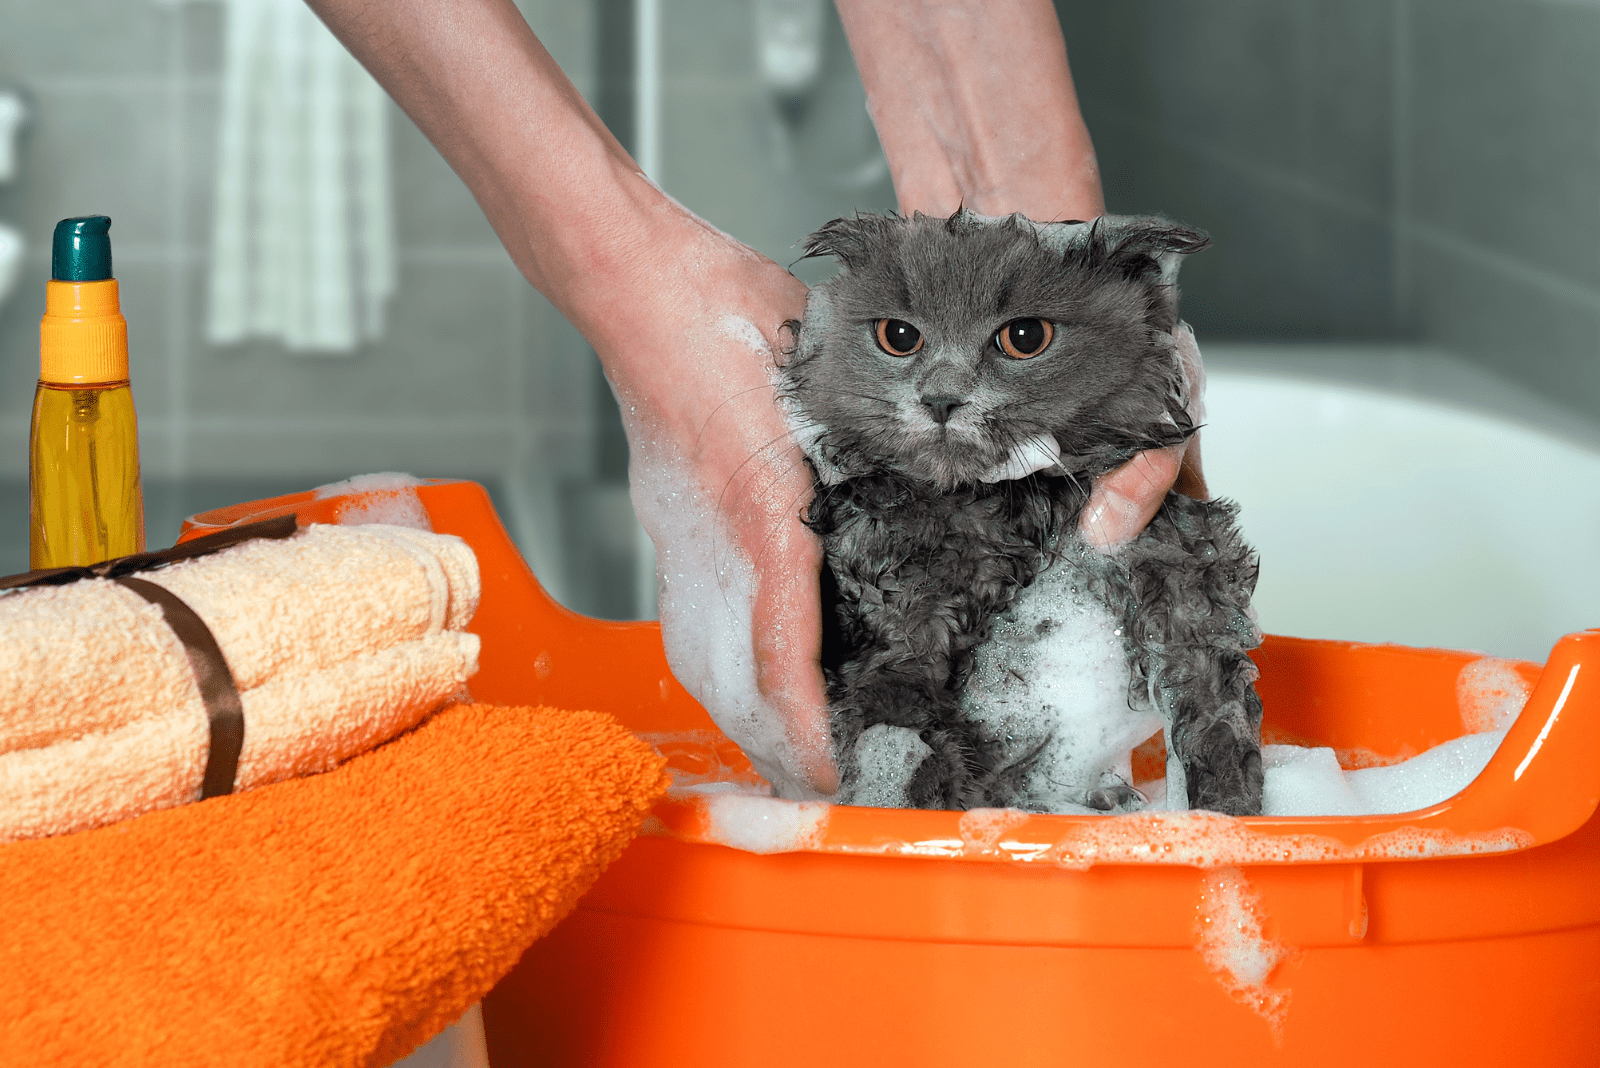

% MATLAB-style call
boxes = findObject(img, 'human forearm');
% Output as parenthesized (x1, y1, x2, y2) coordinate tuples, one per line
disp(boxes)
(834, 0, 1104, 221)
(304, 2, 669, 349)
(305, 0, 803, 426)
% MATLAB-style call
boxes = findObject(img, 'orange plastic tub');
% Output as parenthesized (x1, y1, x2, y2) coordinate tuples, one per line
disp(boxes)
(186, 480, 1600, 1067)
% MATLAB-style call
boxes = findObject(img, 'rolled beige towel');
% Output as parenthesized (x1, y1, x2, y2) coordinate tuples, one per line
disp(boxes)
(0, 524, 479, 753)
(0, 633, 478, 843)
(0, 523, 481, 843)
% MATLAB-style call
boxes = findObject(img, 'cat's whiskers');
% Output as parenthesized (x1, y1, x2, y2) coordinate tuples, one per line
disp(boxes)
(790, 385, 896, 407)
(694, 381, 788, 447)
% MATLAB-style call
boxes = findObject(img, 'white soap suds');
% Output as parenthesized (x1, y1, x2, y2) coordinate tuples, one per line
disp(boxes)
(643, 695, 1520, 860)
(646, 773, 1532, 863)
(1195, 868, 1292, 1035)
(642, 730, 771, 791)
(313, 471, 426, 497)
(1344, 729, 1507, 813)
(639, 467, 818, 797)
(623, 329, 831, 800)
(958, 807, 1032, 854)
(960, 553, 1162, 811)
(1259, 730, 1507, 817)
(315, 472, 432, 530)
(698, 790, 829, 854)
(849, 725, 933, 808)
(717, 313, 772, 362)
(1458, 657, 1531, 734)
(1260, 745, 1362, 817)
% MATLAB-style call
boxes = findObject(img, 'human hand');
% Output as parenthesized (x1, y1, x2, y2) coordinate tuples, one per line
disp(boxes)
(1079, 323, 1210, 550)
(597, 217, 836, 799)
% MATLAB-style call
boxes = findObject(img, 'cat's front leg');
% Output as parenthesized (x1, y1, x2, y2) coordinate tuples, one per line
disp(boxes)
(1155, 647, 1264, 815)
(1114, 495, 1264, 816)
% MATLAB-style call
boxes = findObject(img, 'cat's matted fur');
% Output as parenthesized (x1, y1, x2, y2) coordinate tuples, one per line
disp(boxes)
(781, 210, 1264, 816)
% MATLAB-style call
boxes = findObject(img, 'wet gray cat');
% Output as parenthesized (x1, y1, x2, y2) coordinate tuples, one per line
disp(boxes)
(781, 210, 1263, 816)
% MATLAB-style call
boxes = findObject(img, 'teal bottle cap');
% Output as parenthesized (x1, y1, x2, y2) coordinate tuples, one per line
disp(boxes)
(52, 216, 113, 282)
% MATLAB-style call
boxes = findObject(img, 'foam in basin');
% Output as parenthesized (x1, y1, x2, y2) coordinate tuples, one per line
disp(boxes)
(1458, 656, 1532, 734)
(692, 787, 829, 854)
(647, 718, 1526, 863)
(315, 472, 432, 529)
(1260, 745, 1361, 817)
(1260, 729, 1507, 817)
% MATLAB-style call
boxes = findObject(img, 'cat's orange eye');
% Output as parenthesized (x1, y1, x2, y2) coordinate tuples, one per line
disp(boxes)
(875, 319, 924, 356)
(997, 318, 1054, 359)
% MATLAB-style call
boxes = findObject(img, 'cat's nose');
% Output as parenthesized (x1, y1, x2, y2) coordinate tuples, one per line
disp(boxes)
(921, 394, 965, 424)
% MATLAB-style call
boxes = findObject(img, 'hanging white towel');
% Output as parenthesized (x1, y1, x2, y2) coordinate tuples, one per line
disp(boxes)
(208, 0, 396, 354)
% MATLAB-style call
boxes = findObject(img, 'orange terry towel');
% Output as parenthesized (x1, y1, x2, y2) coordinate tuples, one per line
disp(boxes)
(0, 523, 481, 842)
(0, 702, 670, 1068)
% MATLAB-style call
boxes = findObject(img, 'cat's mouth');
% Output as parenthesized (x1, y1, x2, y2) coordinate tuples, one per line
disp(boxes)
(896, 421, 1036, 489)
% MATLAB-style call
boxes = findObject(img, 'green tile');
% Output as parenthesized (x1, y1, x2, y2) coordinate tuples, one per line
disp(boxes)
(0, 0, 169, 80)
(185, 260, 515, 419)
(14, 85, 176, 251)
(1410, 0, 1600, 287)
(1063, 0, 1302, 175)
(1091, 111, 1397, 340)
(1300, 0, 1394, 211)
(1411, 236, 1600, 420)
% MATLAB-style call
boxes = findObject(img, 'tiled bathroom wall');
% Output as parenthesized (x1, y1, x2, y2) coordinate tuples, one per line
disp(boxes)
(1058, 0, 1600, 423)
(0, 0, 892, 613)
(0, 0, 599, 595)
(654, 0, 896, 279)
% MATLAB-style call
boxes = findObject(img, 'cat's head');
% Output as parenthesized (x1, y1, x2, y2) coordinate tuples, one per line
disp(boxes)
(782, 210, 1209, 490)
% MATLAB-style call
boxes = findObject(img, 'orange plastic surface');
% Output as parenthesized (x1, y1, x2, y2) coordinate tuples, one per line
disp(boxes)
(184, 482, 1600, 1067)
(39, 278, 129, 384)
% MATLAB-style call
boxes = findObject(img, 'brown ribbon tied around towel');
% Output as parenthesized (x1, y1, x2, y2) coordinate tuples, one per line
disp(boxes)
(0, 515, 299, 799)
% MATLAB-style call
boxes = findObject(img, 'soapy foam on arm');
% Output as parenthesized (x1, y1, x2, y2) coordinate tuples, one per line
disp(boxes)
(622, 314, 830, 801)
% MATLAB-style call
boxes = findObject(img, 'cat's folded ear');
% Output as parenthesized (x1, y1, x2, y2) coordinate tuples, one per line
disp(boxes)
(1103, 216, 1212, 258)
(1074, 215, 1210, 332)
(1095, 215, 1212, 287)
(802, 213, 900, 271)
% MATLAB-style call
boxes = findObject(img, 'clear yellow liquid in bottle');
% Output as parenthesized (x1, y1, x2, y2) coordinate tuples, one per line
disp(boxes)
(29, 380, 145, 568)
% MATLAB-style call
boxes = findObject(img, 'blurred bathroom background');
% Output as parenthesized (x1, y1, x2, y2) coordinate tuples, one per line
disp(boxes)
(0, 0, 1596, 649)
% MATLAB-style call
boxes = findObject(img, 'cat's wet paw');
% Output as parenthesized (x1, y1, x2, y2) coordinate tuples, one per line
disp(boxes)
(1086, 782, 1145, 812)
(1186, 719, 1264, 816)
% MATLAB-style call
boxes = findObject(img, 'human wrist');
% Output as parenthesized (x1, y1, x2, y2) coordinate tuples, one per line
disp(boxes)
(838, 0, 1105, 222)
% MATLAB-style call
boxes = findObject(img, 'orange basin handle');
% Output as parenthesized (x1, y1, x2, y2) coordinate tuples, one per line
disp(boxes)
(1432, 629, 1600, 846)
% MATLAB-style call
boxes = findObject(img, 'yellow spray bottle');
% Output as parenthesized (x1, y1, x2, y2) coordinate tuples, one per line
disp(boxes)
(29, 215, 144, 568)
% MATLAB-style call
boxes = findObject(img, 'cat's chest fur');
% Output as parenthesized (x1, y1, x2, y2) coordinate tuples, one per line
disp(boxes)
(812, 473, 1160, 812)
(812, 473, 1260, 815)
(960, 549, 1163, 813)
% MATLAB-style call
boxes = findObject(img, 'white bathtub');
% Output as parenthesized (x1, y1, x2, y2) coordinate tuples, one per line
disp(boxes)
(1200, 345, 1600, 663)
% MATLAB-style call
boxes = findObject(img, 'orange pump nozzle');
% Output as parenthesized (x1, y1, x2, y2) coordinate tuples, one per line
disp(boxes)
(39, 217, 127, 385)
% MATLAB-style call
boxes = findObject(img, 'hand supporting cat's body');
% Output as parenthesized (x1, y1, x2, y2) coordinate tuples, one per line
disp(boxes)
(783, 210, 1265, 816)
